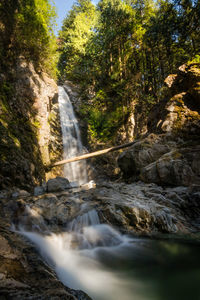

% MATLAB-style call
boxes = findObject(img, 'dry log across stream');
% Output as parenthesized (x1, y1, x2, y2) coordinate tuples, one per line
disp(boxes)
(51, 141, 136, 168)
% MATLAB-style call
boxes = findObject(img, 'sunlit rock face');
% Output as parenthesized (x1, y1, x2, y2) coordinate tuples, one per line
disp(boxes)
(118, 134, 200, 186)
(0, 57, 63, 189)
(118, 64, 200, 187)
(148, 63, 200, 136)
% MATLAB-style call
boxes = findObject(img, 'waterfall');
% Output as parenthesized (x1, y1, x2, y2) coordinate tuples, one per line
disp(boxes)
(14, 87, 200, 300)
(58, 86, 88, 185)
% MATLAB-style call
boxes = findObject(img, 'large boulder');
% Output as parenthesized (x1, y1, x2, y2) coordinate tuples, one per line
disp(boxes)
(47, 176, 71, 192)
(118, 134, 172, 179)
(118, 134, 200, 186)
(140, 149, 199, 186)
(93, 181, 200, 234)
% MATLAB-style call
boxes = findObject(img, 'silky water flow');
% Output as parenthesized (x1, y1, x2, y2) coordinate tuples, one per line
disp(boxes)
(58, 86, 88, 185)
(18, 86, 200, 300)
(20, 205, 143, 300)
(19, 203, 200, 300)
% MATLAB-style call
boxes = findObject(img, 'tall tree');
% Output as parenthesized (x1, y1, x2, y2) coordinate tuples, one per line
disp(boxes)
(58, 0, 200, 142)
(58, 0, 97, 81)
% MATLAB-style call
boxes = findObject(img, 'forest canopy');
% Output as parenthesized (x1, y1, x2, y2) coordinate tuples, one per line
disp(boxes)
(1, 0, 199, 142)
(58, 0, 200, 142)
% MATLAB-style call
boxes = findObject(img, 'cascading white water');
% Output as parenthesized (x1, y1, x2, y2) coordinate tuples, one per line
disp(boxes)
(20, 208, 144, 300)
(68, 208, 100, 232)
(58, 86, 88, 185)
(18, 202, 200, 300)
(17, 85, 200, 300)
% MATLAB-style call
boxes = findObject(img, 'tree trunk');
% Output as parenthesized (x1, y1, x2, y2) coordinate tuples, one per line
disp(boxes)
(51, 141, 137, 168)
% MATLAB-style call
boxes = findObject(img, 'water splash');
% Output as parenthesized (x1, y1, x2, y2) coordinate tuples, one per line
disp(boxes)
(21, 224, 142, 300)
(58, 86, 88, 185)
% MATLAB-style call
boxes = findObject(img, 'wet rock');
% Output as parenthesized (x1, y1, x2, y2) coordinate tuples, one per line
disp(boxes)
(155, 210, 177, 233)
(12, 190, 30, 199)
(189, 185, 200, 194)
(0, 190, 10, 199)
(47, 177, 70, 192)
(81, 180, 96, 190)
(69, 181, 80, 188)
(34, 186, 46, 196)
(31, 194, 70, 229)
(91, 181, 200, 234)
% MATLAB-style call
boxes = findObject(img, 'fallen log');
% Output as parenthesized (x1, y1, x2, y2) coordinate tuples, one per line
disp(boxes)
(51, 141, 136, 168)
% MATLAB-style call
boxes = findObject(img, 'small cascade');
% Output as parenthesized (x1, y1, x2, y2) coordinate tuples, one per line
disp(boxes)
(58, 86, 88, 185)
(21, 228, 136, 300)
(68, 208, 100, 232)
(17, 200, 200, 300)
(18, 202, 138, 300)
(20, 219, 136, 300)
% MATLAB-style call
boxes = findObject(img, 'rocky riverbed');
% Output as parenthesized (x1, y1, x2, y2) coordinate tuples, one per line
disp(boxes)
(0, 175, 200, 299)
(7, 179, 200, 236)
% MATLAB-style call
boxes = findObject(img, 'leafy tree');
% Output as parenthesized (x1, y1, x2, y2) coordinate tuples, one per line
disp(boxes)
(58, 0, 97, 81)
(58, 0, 200, 143)
(0, 0, 58, 77)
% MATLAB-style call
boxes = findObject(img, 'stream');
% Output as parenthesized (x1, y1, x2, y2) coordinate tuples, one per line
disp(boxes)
(19, 86, 200, 300)
(21, 214, 200, 300)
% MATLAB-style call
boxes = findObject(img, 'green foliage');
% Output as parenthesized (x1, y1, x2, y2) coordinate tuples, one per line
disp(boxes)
(58, 0, 97, 80)
(59, 0, 200, 143)
(88, 105, 129, 142)
(0, 82, 14, 114)
(188, 55, 200, 64)
(0, 0, 58, 78)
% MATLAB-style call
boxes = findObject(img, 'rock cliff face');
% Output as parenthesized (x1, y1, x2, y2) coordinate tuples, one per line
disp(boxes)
(148, 63, 200, 136)
(0, 57, 63, 190)
(118, 63, 200, 187)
